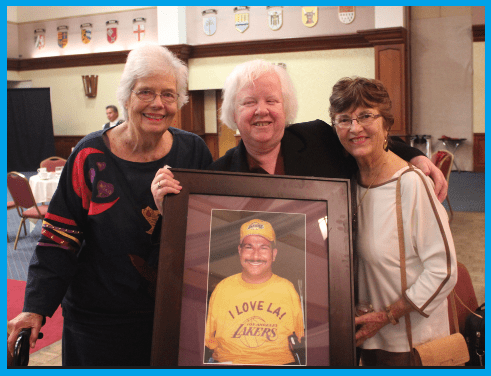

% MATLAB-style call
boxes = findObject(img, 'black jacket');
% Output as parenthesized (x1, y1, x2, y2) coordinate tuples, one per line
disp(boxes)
(208, 119, 422, 178)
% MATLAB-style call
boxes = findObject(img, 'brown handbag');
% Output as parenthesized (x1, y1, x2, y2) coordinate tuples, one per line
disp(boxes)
(395, 166, 470, 366)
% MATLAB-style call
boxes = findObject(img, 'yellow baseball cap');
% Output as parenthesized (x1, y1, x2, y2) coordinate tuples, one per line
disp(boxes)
(240, 219, 276, 244)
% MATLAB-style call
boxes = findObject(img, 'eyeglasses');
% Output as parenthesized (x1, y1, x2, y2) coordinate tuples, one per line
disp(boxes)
(333, 113, 383, 129)
(131, 89, 179, 104)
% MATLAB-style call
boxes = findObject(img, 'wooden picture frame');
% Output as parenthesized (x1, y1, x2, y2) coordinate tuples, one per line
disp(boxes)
(151, 169, 355, 367)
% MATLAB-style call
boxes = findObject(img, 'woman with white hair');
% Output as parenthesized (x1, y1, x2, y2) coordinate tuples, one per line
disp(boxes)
(153, 59, 447, 216)
(204, 60, 446, 194)
(7, 43, 212, 366)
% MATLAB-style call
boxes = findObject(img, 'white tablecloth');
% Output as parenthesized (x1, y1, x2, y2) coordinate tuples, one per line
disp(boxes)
(29, 174, 60, 204)
(28, 174, 60, 232)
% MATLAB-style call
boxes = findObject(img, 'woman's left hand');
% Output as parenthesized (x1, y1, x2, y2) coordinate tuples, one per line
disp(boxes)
(151, 166, 182, 215)
(410, 155, 448, 202)
(354, 311, 389, 347)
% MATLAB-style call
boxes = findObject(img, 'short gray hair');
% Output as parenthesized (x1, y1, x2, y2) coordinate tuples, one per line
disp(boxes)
(220, 60, 298, 131)
(116, 43, 189, 120)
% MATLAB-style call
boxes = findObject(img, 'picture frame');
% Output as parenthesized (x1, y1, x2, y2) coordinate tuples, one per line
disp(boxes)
(151, 169, 355, 367)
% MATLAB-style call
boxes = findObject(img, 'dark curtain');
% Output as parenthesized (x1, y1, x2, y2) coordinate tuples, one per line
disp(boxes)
(7, 88, 56, 172)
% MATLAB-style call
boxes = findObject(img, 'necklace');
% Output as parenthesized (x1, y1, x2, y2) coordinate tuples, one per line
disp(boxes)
(357, 161, 387, 209)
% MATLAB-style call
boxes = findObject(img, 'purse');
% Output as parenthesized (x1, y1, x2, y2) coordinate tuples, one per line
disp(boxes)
(395, 167, 470, 366)
(463, 302, 484, 366)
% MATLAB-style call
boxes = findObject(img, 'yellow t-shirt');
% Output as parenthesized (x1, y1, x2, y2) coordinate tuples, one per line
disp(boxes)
(204, 273, 304, 365)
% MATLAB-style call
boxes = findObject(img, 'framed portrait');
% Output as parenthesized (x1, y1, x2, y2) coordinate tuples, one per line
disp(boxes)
(151, 169, 355, 367)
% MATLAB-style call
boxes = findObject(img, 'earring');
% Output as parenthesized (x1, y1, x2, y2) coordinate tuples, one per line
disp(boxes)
(383, 137, 389, 152)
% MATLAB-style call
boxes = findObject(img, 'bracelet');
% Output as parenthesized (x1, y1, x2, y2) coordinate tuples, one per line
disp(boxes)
(385, 306, 399, 325)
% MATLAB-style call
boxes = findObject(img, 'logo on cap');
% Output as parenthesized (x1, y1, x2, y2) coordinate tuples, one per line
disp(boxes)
(240, 219, 276, 244)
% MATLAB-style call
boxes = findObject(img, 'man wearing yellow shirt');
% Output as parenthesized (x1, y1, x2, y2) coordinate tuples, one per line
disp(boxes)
(204, 219, 305, 365)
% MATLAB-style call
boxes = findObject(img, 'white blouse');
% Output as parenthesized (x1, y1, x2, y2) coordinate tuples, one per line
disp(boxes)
(357, 165, 457, 352)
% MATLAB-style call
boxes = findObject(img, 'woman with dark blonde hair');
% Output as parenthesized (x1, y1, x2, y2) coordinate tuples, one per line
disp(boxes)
(330, 77, 457, 366)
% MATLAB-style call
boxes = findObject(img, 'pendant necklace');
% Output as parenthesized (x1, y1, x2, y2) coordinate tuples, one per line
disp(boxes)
(357, 161, 387, 209)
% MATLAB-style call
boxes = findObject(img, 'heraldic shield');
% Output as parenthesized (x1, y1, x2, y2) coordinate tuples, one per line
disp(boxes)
(268, 8, 283, 31)
(34, 29, 45, 50)
(107, 28, 117, 43)
(82, 29, 91, 44)
(203, 9, 217, 36)
(203, 12, 217, 36)
(81, 23, 92, 44)
(133, 24, 145, 41)
(106, 20, 118, 43)
(58, 32, 68, 48)
(302, 7, 318, 28)
(133, 17, 146, 42)
(235, 13, 249, 33)
(338, 6, 355, 24)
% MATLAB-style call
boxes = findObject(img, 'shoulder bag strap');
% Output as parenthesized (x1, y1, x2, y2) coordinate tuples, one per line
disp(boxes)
(395, 169, 413, 349)
(396, 165, 460, 348)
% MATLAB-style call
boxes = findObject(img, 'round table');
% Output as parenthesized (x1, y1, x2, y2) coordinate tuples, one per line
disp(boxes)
(29, 173, 60, 204)
(28, 173, 60, 232)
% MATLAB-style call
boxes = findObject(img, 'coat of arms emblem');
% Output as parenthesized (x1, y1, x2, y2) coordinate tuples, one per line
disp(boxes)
(338, 6, 355, 24)
(302, 7, 318, 28)
(267, 6, 283, 31)
(57, 25, 68, 48)
(106, 20, 118, 44)
(234, 6, 250, 33)
(133, 17, 146, 42)
(202, 9, 217, 36)
(34, 28, 45, 50)
(81, 23, 92, 44)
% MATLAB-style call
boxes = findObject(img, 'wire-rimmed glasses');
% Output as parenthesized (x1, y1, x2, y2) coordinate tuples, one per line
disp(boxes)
(131, 89, 179, 104)
(333, 113, 382, 129)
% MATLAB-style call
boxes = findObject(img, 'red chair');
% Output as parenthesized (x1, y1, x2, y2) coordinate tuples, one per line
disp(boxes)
(7, 172, 49, 250)
(431, 150, 454, 222)
(7, 200, 24, 242)
(448, 262, 479, 334)
(40, 156, 66, 172)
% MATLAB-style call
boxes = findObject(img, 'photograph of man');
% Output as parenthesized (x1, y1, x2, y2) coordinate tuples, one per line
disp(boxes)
(204, 218, 305, 365)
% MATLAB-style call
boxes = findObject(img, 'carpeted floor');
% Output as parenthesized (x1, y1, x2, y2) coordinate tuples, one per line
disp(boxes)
(444, 171, 485, 212)
(7, 279, 63, 353)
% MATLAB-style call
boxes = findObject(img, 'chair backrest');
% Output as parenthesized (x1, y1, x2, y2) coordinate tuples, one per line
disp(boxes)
(40, 156, 67, 172)
(6, 172, 38, 211)
(448, 261, 479, 334)
(431, 150, 454, 182)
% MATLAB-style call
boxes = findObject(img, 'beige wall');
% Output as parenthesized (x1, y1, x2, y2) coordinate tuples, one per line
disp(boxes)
(15, 64, 126, 135)
(190, 48, 375, 132)
(411, 6, 472, 19)
(473, 42, 485, 134)
(12, 6, 153, 23)
(13, 48, 374, 136)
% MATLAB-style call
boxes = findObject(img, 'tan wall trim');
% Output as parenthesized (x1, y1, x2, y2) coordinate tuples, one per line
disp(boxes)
(8, 45, 192, 71)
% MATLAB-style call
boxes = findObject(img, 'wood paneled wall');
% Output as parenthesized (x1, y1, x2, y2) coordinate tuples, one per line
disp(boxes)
(473, 133, 485, 172)
(54, 135, 85, 159)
